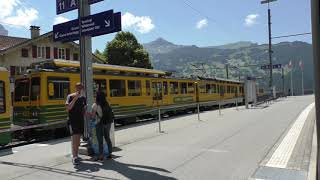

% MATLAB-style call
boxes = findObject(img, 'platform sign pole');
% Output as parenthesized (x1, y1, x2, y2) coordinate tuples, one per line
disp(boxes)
(311, 0, 320, 178)
(79, 0, 93, 140)
(236, 97, 238, 111)
(219, 95, 222, 115)
(158, 107, 162, 133)
(197, 103, 200, 121)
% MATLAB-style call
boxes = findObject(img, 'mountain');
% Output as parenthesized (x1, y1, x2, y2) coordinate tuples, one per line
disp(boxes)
(143, 38, 183, 54)
(209, 41, 258, 49)
(143, 38, 313, 95)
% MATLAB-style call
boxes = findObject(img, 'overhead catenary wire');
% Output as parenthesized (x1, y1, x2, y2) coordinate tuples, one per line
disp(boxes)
(272, 32, 312, 39)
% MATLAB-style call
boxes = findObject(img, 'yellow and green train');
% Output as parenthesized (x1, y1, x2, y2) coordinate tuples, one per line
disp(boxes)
(12, 60, 244, 132)
(0, 68, 12, 145)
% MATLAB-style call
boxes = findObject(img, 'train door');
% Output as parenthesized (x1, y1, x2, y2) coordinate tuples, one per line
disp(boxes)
(14, 78, 31, 124)
(152, 81, 163, 106)
(30, 76, 41, 122)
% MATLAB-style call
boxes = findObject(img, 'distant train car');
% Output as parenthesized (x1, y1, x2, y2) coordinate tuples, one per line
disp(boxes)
(12, 60, 245, 134)
(0, 67, 12, 145)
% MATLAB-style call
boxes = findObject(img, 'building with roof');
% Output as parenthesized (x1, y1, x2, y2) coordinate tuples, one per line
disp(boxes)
(0, 26, 104, 76)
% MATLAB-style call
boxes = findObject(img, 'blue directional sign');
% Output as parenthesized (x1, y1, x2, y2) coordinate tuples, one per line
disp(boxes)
(261, 64, 282, 70)
(53, 10, 122, 42)
(56, 0, 104, 15)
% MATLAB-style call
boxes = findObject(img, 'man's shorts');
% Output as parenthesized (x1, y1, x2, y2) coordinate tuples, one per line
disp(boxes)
(68, 119, 84, 135)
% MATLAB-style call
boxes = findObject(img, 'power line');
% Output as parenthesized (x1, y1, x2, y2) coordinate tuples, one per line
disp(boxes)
(272, 32, 311, 39)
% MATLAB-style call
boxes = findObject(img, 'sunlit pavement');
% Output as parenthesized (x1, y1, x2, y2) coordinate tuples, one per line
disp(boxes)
(0, 95, 315, 180)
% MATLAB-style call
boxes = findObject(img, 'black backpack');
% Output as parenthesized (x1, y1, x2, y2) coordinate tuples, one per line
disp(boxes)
(97, 103, 114, 124)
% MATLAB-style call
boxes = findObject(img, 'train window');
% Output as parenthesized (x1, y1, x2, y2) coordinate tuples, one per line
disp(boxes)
(163, 82, 168, 95)
(128, 80, 141, 96)
(206, 84, 213, 94)
(14, 79, 30, 102)
(227, 86, 231, 93)
(31, 77, 40, 101)
(200, 84, 206, 94)
(47, 77, 70, 100)
(217, 85, 220, 93)
(180, 82, 187, 94)
(220, 86, 225, 95)
(146, 80, 151, 96)
(110, 80, 126, 97)
(188, 83, 194, 94)
(213, 84, 217, 93)
(170, 82, 179, 94)
(94, 79, 107, 95)
(0, 81, 5, 114)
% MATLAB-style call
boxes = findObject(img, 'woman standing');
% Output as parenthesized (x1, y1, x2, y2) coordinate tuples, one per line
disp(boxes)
(91, 91, 114, 161)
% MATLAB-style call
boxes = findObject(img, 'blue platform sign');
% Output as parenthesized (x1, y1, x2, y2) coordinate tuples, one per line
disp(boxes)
(56, 0, 104, 15)
(53, 10, 122, 42)
(261, 64, 282, 70)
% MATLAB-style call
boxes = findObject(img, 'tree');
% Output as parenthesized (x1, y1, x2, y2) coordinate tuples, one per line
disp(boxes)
(94, 49, 107, 63)
(104, 31, 153, 69)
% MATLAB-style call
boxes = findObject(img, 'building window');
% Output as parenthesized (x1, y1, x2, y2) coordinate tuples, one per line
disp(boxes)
(58, 48, 66, 59)
(0, 81, 5, 114)
(47, 77, 70, 100)
(128, 80, 141, 96)
(37, 46, 46, 58)
(73, 53, 79, 61)
(110, 80, 126, 97)
(21, 49, 29, 57)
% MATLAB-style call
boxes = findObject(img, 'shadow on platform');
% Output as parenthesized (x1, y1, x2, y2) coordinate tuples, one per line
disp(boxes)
(0, 157, 176, 180)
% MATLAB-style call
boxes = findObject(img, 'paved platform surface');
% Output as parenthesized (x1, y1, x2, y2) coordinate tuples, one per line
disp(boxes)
(0, 96, 315, 180)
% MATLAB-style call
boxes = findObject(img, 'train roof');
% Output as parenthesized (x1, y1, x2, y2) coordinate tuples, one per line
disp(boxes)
(31, 59, 167, 76)
(198, 77, 243, 84)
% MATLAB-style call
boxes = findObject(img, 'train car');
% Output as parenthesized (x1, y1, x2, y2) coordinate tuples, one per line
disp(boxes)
(13, 60, 245, 132)
(0, 67, 12, 145)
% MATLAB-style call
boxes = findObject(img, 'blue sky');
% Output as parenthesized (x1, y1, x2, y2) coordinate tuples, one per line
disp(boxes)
(0, 0, 312, 52)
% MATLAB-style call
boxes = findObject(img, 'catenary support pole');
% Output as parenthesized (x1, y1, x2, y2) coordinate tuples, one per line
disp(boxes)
(302, 66, 304, 95)
(291, 68, 294, 96)
(268, 6, 273, 98)
(282, 68, 285, 96)
(79, 0, 93, 140)
(310, 0, 320, 178)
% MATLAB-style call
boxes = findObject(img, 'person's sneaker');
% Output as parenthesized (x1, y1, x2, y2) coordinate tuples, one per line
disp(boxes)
(98, 155, 104, 162)
(107, 154, 113, 159)
(72, 157, 79, 165)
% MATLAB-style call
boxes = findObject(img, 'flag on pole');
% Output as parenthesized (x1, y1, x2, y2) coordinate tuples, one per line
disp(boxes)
(288, 60, 293, 69)
(299, 60, 303, 70)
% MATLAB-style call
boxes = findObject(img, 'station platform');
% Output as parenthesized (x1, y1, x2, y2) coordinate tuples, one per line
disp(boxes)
(0, 96, 316, 180)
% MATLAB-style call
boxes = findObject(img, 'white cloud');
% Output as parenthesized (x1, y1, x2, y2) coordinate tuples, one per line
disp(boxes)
(122, 12, 155, 34)
(0, 0, 39, 28)
(245, 14, 259, 27)
(54, 16, 70, 25)
(196, 19, 208, 29)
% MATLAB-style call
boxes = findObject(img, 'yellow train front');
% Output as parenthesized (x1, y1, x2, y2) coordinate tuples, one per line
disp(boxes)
(0, 67, 12, 145)
(12, 60, 244, 134)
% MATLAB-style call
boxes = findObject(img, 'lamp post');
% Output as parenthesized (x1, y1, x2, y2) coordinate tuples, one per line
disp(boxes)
(261, 0, 277, 97)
